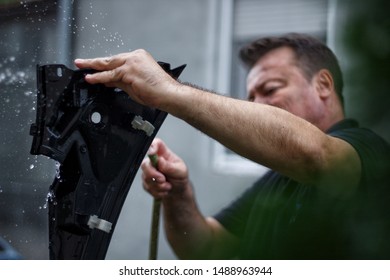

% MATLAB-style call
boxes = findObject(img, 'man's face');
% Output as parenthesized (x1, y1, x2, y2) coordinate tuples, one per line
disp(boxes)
(246, 47, 325, 125)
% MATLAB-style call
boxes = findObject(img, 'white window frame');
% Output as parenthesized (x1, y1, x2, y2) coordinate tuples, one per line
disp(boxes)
(211, 0, 335, 176)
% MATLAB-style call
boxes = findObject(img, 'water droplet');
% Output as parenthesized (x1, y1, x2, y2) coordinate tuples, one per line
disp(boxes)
(55, 161, 61, 179)
(44, 190, 57, 209)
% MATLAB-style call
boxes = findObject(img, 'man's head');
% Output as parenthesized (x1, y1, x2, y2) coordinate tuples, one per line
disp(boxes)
(240, 33, 344, 107)
(240, 33, 345, 131)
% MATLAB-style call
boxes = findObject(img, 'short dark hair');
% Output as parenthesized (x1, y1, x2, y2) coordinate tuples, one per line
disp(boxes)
(239, 33, 344, 107)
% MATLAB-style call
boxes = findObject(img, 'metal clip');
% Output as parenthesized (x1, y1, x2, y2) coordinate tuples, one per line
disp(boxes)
(87, 215, 112, 233)
(131, 115, 155, 136)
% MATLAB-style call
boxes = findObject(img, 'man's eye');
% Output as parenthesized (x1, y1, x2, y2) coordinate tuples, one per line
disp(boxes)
(264, 87, 277, 95)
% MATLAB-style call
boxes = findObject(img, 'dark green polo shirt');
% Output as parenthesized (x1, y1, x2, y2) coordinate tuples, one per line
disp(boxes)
(214, 119, 390, 259)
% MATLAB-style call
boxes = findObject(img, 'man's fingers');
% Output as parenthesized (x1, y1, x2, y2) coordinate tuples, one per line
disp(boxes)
(141, 160, 166, 183)
(84, 69, 122, 84)
(74, 53, 125, 70)
(142, 179, 171, 199)
(147, 140, 158, 156)
(75, 55, 129, 85)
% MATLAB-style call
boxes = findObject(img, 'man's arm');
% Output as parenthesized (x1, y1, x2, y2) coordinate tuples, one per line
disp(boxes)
(141, 138, 239, 259)
(161, 183, 239, 259)
(75, 51, 361, 196)
(169, 85, 361, 196)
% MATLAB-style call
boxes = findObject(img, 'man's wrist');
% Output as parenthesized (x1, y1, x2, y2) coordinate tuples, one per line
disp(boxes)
(163, 180, 192, 202)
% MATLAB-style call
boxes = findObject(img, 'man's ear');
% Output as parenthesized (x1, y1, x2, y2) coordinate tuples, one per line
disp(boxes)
(314, 69, 334, 100)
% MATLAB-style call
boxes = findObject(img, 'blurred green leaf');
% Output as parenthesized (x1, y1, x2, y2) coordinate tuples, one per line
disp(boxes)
(342, 0, 390, 140)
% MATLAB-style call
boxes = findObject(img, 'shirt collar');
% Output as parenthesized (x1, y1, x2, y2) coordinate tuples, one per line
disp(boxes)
(326, 118, 359, 134)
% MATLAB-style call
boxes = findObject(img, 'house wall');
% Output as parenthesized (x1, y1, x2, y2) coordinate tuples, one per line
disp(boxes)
(1, 0, 374, 260)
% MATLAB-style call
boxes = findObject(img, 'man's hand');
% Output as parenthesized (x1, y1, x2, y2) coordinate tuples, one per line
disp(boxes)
(141, 140, 238, 260)
(141, 138, 189, 200)
(74, 49, 180, 108)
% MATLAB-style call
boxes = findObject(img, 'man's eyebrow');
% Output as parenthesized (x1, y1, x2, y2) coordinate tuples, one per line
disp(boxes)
(261, 78, 285, 87)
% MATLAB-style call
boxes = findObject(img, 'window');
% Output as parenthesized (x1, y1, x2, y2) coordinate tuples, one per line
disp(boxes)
(212, 0, 329, 175)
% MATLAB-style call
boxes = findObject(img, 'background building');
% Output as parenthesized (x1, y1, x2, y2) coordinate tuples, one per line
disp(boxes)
(0, 0, 388, 259)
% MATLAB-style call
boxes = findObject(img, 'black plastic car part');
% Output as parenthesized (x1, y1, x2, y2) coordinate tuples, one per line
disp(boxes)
(29, 62, 185, 259)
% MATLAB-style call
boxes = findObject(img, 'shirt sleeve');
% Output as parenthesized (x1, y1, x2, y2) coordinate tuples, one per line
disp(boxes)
(329, 127, 390, 190)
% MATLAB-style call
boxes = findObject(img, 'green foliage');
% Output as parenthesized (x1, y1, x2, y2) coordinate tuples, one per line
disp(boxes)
(0, 0, 21, 5)
(342, 0, 390, 140)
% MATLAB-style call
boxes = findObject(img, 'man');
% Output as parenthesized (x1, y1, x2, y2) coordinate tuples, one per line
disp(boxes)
(75, 33, 390, 259)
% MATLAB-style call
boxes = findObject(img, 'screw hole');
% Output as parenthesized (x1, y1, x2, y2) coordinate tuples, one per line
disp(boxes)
(91, 111, 102, 124)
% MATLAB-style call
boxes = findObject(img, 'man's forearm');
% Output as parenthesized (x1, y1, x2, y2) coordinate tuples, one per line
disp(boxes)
(162, 182, 214, 259)
(160, 85, 324, 181)
(159, 84, 360, 191)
